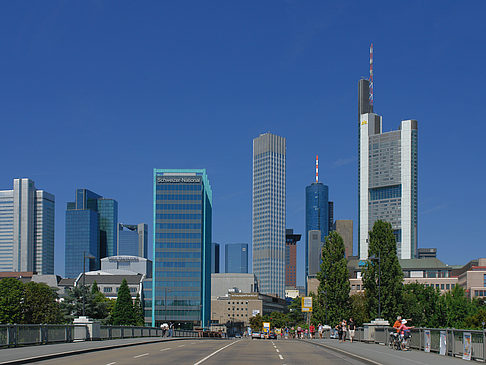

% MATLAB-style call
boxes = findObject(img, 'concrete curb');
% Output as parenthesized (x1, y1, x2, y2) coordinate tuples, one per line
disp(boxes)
(0, 337, 204, 365)
(302, 339, 384, 365)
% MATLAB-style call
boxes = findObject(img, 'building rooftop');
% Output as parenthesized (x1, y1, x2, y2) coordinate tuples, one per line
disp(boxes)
(398, 258, 449, 270)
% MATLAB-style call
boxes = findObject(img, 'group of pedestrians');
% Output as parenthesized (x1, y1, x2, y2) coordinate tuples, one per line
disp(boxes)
(335, 317, 356, 343)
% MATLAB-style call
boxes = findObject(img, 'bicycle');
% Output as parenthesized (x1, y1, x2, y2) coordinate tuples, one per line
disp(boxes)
(389, 331, 400, 350)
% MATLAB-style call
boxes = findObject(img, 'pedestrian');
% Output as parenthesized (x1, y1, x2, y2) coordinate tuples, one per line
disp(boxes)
(348, 318, 356, 343)
(309, 324, 315, 339)
(318, 323, 323, 339)
(335, 323, 342, 342)
(341, 320, 347, 342)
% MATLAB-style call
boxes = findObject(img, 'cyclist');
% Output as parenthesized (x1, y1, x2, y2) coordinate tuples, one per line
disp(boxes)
(398, 319, 414, 350)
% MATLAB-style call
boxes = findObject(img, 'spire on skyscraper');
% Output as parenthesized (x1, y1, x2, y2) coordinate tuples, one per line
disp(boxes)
(369, 43, 374, 106)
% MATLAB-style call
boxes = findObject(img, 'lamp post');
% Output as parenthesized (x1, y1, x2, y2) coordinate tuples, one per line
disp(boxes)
(369, 251, 381, 319)
(82, 251, 95, 317)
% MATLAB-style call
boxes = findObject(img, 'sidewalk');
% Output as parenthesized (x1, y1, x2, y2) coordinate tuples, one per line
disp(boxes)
(305, 338, 469, 365)
(0, 337, 195, 365)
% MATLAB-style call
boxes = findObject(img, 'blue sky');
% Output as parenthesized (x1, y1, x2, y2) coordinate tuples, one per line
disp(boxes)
(1, 1, 485, 283)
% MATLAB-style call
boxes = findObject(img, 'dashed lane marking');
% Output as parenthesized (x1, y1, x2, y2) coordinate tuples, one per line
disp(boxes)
(193, 340, 241, 365)
(160, 348, 171, 352)
(178, 344, 185, 347)
(106, 362, 117, 365)
(278, 354, 284, 360)
(133, 353, 149, 358)
(276, 349, 280, 353)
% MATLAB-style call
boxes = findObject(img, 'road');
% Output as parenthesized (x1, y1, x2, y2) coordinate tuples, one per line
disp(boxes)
(29, 339, 368, 365)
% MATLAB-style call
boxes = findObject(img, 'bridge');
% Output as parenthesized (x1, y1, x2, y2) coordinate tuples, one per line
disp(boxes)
(0, 336, 478, 365)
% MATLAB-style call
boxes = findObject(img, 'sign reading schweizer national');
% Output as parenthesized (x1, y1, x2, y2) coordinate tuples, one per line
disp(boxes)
(156, 176, 202, 184)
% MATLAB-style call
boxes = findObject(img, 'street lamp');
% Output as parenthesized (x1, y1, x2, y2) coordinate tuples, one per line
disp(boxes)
(369, 251, 381, 319)
(82, 251, 95, 316)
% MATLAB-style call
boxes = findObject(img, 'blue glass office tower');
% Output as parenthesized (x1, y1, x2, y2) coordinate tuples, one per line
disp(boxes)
(225, 243, 248, 273)
(65, 189, 118, 278)
(118, 223, 148, 258)
(211, 243, 220, 273)
(305, 182, 329, 278)
(151, 169, 212, 328)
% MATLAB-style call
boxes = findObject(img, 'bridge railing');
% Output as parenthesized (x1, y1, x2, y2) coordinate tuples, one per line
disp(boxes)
(353, 326, 486, 362)
(0, 324, 199, 348)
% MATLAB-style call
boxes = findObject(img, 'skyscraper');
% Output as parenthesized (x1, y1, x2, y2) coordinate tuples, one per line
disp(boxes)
(65, 189, 118, 278)
(307, 230, 322, 277)
(252, 133, 286, 298)
(211, 243, 220, 273)
(117, 223, 148, 258)
(305, 181, 330, 278)
(225, 243, 248, 273)
(151, 169, 212, 328)
(285, 229, 301, 289)
(358, 46, 418, 259)
(0, 178, 54, 274)
(334, 220, 353, 258)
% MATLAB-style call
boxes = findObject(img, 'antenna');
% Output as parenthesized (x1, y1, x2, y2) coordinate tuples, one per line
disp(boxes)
(315, 155, 319, 183)
(369, 43, 374, 106)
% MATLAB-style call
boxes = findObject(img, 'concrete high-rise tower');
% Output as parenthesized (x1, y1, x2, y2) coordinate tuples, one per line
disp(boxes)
(0, 178, 55, 274)
(252, 133, 286, 298)
(358, 45, 418, 260)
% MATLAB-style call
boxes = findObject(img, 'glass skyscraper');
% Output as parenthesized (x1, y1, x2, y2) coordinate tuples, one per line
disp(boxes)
(224, 243, 248, 273)
(65, 189, 118, 278)
(305, 182, 330, 278)
(117, 223, 148, 258)
(252, 133, 286, 298)
(150, 169, 212, 328)
(0, 178, 54, 274)
(211, 242, 220, 273)
(358, 80, 418, 260)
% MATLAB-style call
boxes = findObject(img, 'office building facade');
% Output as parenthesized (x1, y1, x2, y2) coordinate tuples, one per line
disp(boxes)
(334, 220, 353, 258)
(252, 133, 286, 298)
(151, 169, 212, 328)
(305, 182, 330, 278)
(358, 81, 418, 259)
(285, 229, 301, 289)
(65, 189, 118, 278)
(211, 243, 220, 273)
(225, 243, 248, 274)
(0, 178, 54, 274)
(117, 223, 148, 258)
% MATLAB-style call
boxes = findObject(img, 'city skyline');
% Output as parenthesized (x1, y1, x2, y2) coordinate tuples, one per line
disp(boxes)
(0, 2, 485, 286)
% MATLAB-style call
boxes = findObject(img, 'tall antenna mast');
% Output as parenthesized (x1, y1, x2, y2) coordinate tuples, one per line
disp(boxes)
(315, 155, 319, 183)
(369, 43, 374, 106)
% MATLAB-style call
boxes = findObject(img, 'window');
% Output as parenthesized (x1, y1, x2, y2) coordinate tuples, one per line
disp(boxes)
(446, 284, 450, 290)
(441, 284, 444, 290)
(103, 287, 112, 293)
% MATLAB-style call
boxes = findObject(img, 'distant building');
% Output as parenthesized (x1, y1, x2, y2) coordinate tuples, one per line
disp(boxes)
(74, 271, 145, 301)
(417, 248, 437, 259)
(117, 223, 148, 258)
(285, 229, 301, 289)
(211, 273, 258, 298)
(101, 255, 152, 277)
(65, 189, 118, 278)
(334, 220, 353, 258)
(453, 258, 486, 299)
(0, 178, 55, 274)
(212, 243, 220, 273)
(252, 133, 286, 298)
(307, 230, 323, 277)
(149, 169, 212, 328)
(225, 243, 248, 273)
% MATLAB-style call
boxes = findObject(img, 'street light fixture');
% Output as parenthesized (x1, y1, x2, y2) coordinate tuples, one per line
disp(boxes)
(82, 251, 95, 317)
(369, 251, 381, 319)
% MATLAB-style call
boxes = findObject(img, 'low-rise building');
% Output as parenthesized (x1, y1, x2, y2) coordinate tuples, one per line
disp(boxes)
(454, 258, 486, 299)
(211, 273, 258, 299)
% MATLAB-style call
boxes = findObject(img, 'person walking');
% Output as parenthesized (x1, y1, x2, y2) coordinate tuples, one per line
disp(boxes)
(309, 324, 315, 339)
(335, 323, 342, 342)
(318, 323, 323, 339)
(348, 318, 356, 343)
(341, 320, 347, 342)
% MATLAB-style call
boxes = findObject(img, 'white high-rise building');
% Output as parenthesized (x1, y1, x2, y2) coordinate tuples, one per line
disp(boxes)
(252, 133, 286, 298)
(0, 178, 55, 273)
(358, 81, 418, 260)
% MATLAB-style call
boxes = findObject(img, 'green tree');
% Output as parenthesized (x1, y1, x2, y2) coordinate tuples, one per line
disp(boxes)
(349, 293, 369, 326)
(88, 282, 111, 321)
(440, 285, 474, 328)
(362, 220, 403, 322)
(23, 282, 64, 324)
(111, 279, 135, 325)
(287, 297, 305, 326)
(316, 231, 350, 326)
(402, 282, 441, 327)
(249, 314, 263, 331)
(464, 308, 486, 329)
(133, 293, 145, 326)
(0, 278, 24, 324)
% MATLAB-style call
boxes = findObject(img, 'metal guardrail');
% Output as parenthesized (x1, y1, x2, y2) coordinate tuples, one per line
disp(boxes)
(353, 326, 486, 362)
(0, 324, 199, 348)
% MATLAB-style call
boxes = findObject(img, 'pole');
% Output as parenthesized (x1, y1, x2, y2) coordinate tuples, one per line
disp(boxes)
(378, 253, 381, 318)
(82, 251, 86, 316)
(165, 288, 167, 322)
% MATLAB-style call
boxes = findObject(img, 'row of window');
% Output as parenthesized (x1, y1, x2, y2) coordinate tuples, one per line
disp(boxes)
(155, 252, 200, 258)
(155, 233, 201, 239)
(474, 290, 486, 297)
(156, 204, 202, 210)
(155, 243, 201, 248)
(156, 194, 201, 201)
(156, 223, 201, 230)
(156, 184, 201, 191)
(103, 286, 138, 293)
(156, 213, 202, 220)
(155, 261, 200, 268)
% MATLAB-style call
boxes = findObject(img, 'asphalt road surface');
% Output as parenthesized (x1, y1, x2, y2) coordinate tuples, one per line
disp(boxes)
(29, 339, 369, 365)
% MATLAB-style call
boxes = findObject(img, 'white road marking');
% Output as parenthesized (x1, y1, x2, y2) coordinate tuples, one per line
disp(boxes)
(278, 354, 284, 360)
(160, 348, 171, 352)
(276, 349, 280, 353)
(178, 344, 185, 347)
(193, 340, 240, 365)
(106, 362, 117, 365)
(133, 353, 149, 358)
